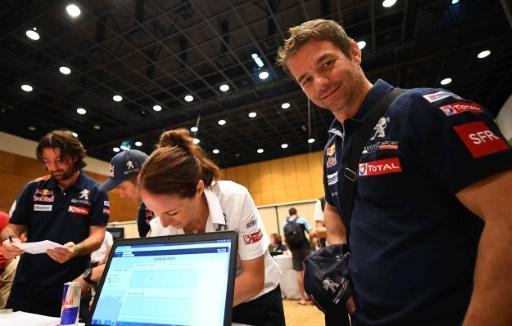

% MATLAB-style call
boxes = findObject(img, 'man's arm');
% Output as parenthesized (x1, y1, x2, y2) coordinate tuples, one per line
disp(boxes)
(324, 202, 347, 245)
(456, 170, 512, 325)
(0, 224, 27, 259)
(47, 226, 106, 264)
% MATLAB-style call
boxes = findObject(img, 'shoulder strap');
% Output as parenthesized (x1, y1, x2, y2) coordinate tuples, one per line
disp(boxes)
(341, 87, 406, 242)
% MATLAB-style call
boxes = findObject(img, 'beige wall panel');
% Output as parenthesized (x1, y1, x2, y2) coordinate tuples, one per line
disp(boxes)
(277, 202, 316, 234)
(258, 206, 279, 237)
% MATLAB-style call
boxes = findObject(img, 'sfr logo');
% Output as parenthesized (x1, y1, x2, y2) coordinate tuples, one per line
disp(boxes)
(454, 121, 508, 158)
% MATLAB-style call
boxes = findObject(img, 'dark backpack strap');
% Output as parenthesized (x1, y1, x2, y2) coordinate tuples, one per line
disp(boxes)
(341, 88, 406, 242)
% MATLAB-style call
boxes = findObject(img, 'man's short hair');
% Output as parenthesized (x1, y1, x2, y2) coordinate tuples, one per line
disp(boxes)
(277, 19, 353, 76)
(289, 207, 297, 215)
(36, 129, 86, 170)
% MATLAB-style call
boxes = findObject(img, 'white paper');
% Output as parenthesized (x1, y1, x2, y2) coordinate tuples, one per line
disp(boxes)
(0, 311, 60, 325)
(13, 240, 66, 254)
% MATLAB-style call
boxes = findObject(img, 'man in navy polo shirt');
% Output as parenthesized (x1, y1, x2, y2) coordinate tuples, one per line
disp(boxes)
(277, 19, 512, 325)
(0, 130, 110, 317)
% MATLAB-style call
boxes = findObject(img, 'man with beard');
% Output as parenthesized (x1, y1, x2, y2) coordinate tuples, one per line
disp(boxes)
(0, 130, 110, 317)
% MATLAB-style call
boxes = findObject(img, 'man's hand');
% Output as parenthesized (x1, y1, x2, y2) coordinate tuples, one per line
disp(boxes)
(0, 238, 24, 259)
(346, 296, 356, 315)
(47, 242, 77, 263)
(73, 273, 91, 297)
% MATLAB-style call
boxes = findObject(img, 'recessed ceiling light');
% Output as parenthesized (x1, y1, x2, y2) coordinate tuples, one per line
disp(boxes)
(193, 138, 200, 144)
(66, 4, 81, 17)
(248, 112, 257, 118)
(113, 95, 123, 102)
(308, 138, 315, 144)
(184, 95, 194, 102)
(440, 77, 452, 85)
(251, 53, 265, 68)
(218, 119, 226, 126)
(477, 50, 491, 59)
(213, 149, 220, 154)
(59, 66, 71, 75)
(25, 29, 40, 41)
(382, 0, 397, 8)
(281, 143, 288, 149)
(77, 107, 86, 115)
(281, 102, 291, 109)
(257, 148, 264, 153)
(21, 84, 33, 92)
(451, 0, 460, 4)
(113, 147, 120, 152)
(258, 71, 269, 80)
(28, 126, 36, 131)
(219, 84, 230, 92)
(357, 40, 367, 50)
(153, 105, 162, 112)
(191, 126, 198, 132)
(72, 132, 78, 138)
(93, 124, 100, 130)
(135, 141, 142, 147)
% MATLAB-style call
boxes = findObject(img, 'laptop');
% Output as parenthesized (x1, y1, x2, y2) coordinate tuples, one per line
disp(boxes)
(87, 231, 238, 326)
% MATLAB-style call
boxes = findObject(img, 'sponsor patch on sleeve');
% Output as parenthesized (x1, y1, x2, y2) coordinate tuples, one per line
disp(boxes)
(358, 157, 402, 176)
(453, 121, 509, 158)
(327, 172, 338, 185)
(243, 229, 263, 245)
(438, 102, 483, 116)
(245, 219, 257, 229)
(422, 91, 460, 103)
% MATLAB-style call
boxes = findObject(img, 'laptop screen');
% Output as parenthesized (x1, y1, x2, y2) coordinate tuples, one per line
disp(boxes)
(88, 232, 237, 326)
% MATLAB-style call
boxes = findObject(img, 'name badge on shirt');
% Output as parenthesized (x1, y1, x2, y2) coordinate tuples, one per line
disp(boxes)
(34, 204, 52, 212)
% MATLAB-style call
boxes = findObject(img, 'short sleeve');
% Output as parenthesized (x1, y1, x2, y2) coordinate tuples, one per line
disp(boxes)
(235, 191, 269, 261)
(10, 182, 35, 226)
(88, 188, 110, 226)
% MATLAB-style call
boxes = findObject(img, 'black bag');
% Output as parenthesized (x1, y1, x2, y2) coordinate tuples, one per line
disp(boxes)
(283, 217, 306, 250)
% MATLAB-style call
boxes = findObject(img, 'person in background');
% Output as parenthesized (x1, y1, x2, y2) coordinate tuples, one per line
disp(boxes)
(0, 130, 109, 316)
(269, 233, 287, 254)
(277, 18, 512, 325)
(99, 149, 152, 237)
(313, 197, 327, 248)
(140, 128, 286, 326)
(0, 210, 18, 309)
(283, 207, 315, 305)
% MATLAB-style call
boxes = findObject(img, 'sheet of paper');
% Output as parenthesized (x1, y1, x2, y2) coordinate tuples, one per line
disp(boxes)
(13, 240, 66, 254)
(0, 311, 60, 325)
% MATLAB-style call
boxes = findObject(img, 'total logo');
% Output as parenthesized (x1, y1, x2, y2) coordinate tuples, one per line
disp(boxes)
(359, 157, 402, 176)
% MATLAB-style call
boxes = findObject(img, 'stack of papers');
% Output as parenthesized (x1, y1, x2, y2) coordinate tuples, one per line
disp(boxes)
(13, 240, 66, 254)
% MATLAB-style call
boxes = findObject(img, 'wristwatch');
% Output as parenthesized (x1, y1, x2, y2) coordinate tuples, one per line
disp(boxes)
(82, 267, 95, 285)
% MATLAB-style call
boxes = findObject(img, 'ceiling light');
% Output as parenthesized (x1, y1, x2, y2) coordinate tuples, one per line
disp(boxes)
(193, 138, 200, 144)
(357, 41, 367, 50)
(218, 119, 226, 126)
(451, 0, 459, 4)
(113, 95, 123, 102)
(219, 84, 230, 92)
(184, 95, 194, 102)
(135, 141, 142, 147)
(59, 66, 71, 75)
(281, 143, 288, 149)
(77, 107, 86, 115)
(257, 148, 264, 154)
(258, 71, 269, 80)
(21, 84, 33, 92)
(382, 0, 397, 8)
(113, 147, 120, 152)
(281, 102, 291, 109)
(213, 149, 220, 154)
(440, 77, 452, 85)
(190, 126, 198, 132)
(308, 138, 315, 144)
(93, 124, 100, 130)
(153, 105, 162, 112)
(25, 29, 40, 41)
(477, 50, 491, 59)
(251, 53, 265, 68)
(66, 4, 81, 17)
(28, 126, 36, 131)
(72, 132, 78, 138)
(248, 112, 257, 118)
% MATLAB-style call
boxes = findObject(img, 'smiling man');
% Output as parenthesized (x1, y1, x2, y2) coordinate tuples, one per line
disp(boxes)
(277, 19, 512, 326)
(0, 129, 110, 317)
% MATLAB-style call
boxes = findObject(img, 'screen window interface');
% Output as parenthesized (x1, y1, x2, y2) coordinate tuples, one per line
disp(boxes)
(90, 239, 233, 326)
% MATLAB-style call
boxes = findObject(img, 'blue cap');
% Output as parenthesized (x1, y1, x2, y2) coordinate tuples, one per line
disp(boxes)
(99, 149, 148, 191)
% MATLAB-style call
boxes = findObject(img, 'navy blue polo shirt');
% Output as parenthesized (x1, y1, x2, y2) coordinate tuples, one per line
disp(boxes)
(9, 172, 109, 305)
(323, 80, 512, 325)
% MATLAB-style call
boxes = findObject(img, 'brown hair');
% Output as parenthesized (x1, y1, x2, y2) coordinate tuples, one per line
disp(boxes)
(277, 19, 353, 76)
(36, 129, 86, 170)
(139, 128, 221, 198)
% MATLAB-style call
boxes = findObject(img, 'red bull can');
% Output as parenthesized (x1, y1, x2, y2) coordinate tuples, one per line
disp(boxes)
(60, 281, 81, 325)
